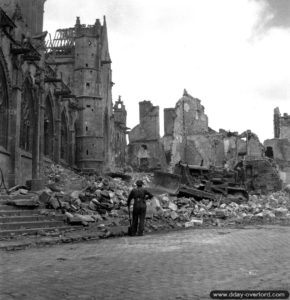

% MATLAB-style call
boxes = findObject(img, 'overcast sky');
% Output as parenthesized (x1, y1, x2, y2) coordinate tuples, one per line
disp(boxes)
(43, 0, 290, 142)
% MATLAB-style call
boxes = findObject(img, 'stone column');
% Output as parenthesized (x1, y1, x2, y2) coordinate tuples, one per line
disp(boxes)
(7, 69, 22, 187)
(31, 83, 43, 191)
(54, 97, 61, 164)
(69, 128, 75, 166)
(39, 88, 45, 181)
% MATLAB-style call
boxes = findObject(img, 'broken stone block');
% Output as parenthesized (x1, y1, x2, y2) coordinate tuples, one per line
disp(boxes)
(65, 212, 74, 220)
(19, 188, 28, 195)
(274, 207, 288, 218)
(263, 211, 275, 218)
(109, 210, 119, 217)
(190, 217, 203, 225)
(39, 191, 51, 204)
(92, 213, 103, 222)
(70, 191, 80, 199)
(48, 196, 60, 209)
(145, 202, 154, 219)
(152, 197, 162, 209)
(184, 221, 194, 228)
(74, 214, 95, 222)
(168, 202, 178, 211)
(72, 198, 82, 207)
(170, 211, 179, 220)
(89, 201, 97, 211)
(97, 224, 106, 230)
(214, 209, 227, 219)
(80, 203, 90, 210)
(284, 185, 290, 194)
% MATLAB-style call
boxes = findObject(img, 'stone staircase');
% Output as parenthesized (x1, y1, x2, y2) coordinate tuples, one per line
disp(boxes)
(0, 193, 75, 238)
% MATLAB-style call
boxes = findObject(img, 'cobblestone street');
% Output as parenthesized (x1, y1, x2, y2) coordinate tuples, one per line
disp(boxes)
(1, 225, 290, 300)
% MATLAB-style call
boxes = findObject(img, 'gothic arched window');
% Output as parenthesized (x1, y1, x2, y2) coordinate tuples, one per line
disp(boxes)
(60, 111, 68, 161)
(0, 62, 8, 148)
(44, 97, 54, 158)
(20, 80, 34, 152)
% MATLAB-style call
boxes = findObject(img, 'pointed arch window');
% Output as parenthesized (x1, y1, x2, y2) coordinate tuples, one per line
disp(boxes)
(0, 62, 8, 148)
(44, 97, 54, 158)
(20, 80, 34, 152)
(60, 111, 68, 161)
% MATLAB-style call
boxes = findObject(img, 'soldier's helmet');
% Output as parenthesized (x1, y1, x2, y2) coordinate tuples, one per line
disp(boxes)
(136, 180, 144, 187)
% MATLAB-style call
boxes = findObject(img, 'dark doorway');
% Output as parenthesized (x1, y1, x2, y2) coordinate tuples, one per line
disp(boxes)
(265, 146, 274, 159)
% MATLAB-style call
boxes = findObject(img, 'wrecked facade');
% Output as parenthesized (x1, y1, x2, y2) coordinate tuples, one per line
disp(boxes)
(127, 90, 264, 174)
(264, 108, 290, 184)
(162, 90, 264, 170)
(0, 1, 127, 189)
(127, 101, 166, 171)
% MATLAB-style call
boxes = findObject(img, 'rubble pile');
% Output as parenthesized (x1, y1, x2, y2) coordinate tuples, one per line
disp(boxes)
(44, 164, 87, 192)
(40, 165, 290, 235)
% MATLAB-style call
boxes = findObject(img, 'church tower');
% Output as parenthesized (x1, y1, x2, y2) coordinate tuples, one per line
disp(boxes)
(74, 17, 113, 172)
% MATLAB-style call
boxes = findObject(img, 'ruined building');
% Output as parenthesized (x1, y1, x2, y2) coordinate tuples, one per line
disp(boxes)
(264, 108, 290, 184)
(128, 90, 264, 172)
(127, 101, 166, 171)
(0, 0, 127, 189)
(162, 90, 264, 170)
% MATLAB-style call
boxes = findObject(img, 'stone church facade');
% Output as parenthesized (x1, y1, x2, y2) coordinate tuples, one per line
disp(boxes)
(0, 0, 127, 189)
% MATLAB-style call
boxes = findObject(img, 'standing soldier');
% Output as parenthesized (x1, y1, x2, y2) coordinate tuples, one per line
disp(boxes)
(127, 180, 153, 236)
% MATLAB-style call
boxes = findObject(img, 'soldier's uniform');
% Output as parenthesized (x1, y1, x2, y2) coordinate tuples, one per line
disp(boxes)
(127, 180, 153, 236)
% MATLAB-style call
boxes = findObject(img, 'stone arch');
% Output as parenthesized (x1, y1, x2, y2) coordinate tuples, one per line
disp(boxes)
(44, 94, 54, 158)
(0, 52, 9, 149)
(20, 77, 34, 152)
(60, 109, 69, 161)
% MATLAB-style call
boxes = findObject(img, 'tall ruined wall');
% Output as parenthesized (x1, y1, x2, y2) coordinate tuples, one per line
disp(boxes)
(264, 138, 290, 184)
(163, 91, 263, 171)
(265, 108, 290, 184)
(169, 90, 209, 168)
(130, 101, 160, 142)
(273, 108, 290, 140)
(280, 114, 290, 140)
(128, 101, 166, 171)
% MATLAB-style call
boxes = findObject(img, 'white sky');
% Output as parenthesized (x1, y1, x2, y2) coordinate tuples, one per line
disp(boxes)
(43, 0, 290, 142)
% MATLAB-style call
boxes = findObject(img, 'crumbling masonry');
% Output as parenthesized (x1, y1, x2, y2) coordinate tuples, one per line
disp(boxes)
(128, 90, 265, 173)
(162, 90, 264, 171)
(264, 108, 290, 184)
(127, 101, 166, 171)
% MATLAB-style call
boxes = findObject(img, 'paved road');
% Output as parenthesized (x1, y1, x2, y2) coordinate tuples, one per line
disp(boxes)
(1, 225, 290, 300)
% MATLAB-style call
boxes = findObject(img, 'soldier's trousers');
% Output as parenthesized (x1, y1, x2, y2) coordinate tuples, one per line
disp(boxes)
(132, 206, 146, 236)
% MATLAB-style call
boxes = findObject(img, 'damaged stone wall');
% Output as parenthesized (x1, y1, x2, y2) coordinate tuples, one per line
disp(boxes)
(274, 107, 290, 140)
(128, 101, 166, 171)
(163, 90, 264, 171)
(264, 108, 290, 184)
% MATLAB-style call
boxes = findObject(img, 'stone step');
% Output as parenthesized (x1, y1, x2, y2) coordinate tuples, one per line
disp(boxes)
(0, 215, 65, 223)
(0, 226, 81, 237)
(0, 194, 37, 201)
(0, 220, 65, 230)
(0, 204, 38, 211)
(0, 209, 44, 216)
